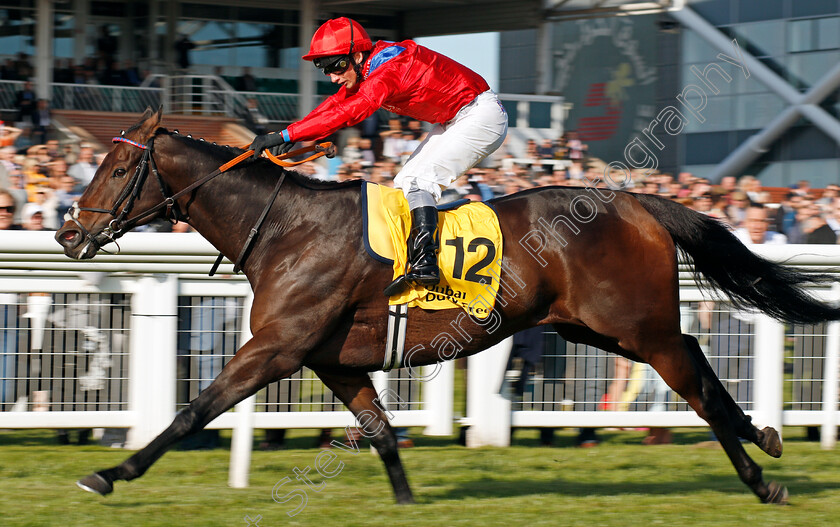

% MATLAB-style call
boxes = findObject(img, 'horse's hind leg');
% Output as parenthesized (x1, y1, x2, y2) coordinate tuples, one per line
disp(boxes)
(682, 335, 782, 459)
(314, 369, 414, 504)
(77, 327, 304, 496)
(644, 333, 788, 504)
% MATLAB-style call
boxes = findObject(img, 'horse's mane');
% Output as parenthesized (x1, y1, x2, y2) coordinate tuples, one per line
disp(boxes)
(154, 127, 362, 191)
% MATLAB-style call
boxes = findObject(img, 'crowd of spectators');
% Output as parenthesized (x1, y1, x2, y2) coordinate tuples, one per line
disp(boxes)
(2, 107, 840, 246)
(290, 117, 840, 249)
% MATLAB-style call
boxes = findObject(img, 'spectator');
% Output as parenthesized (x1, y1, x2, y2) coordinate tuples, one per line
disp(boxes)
(506, 326, 556, 446)
(707, 190, 731, 221)
(237, 67, 258, 92)
(121, 60, 143, 86)
(774, 191, 803, 235)
(739, 175, 766, 203)
(794, 179, 812, 197)
(358, 138, 375, 166)
(0, 189, 21, 230)
(54, 58, 74, 84)
(340, 136, 363, 165)
(67, 145, 98, 187)
(96, 25, 118, 64)
(816, 184, 839, 207)
(20, 202, 46, 231)
(15, 80, 37, 125)
(0, 59, 18, 80)
(31, 99, 53, 144)
(380, 119, 404, 163)
(13, 52, 33, 80)
(734, 204, 786, 245)
(465, 169, 494, 201)
(727, 191, 750, 227)
(0, 121, 22, 148)
(692, 192, 713, 214)
(537, 138, 555, 160)
(786, 199, 817, 244)
(536, 138, 555, 174)
(100, 60, 127, 86)
(566, 131, 586, 162)
(719, 175, 737, 194)
(399, 131, 420, 165)
(804, 209, 837, 244)
(174, 34, 196, 71)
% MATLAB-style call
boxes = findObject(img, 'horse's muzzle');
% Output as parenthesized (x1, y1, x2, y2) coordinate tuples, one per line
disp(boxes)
(55, 223, 99, 260)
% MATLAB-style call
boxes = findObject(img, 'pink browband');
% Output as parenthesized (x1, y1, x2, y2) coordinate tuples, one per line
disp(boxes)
(112, 137, 148, 149)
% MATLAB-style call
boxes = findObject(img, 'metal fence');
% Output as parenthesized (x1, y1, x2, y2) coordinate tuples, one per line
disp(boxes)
(1, 79, 566, 130)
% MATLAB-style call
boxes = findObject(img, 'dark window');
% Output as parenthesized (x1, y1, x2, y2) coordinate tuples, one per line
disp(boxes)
(738, 0, 783, 23)
(785, 126, 839, 160)
(691, 0, 733, 26)
(684, 131, 731, 165)
(791, 0, 840, 18)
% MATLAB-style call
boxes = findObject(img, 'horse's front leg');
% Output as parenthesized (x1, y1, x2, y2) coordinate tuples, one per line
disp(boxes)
(314, 369, 415, 504)
(77, 326, 304, 496)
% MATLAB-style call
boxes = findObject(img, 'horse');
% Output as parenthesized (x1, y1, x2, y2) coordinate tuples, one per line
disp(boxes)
(56, 108, 838, 505)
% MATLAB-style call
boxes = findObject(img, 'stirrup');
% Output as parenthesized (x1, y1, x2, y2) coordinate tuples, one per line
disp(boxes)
(383, 275, 410, 297)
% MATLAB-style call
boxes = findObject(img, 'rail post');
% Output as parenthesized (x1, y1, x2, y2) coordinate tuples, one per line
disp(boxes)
(753, 314, 785, 437)
(423, 360, 454, 436)
(466, 337, 512, 447)
(229, 290, 255, 487)
(822, 320, 839, 450)
(125, 274, 178, 449)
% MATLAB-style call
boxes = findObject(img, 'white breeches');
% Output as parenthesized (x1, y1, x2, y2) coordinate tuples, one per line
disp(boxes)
(393, 90, 508, 201)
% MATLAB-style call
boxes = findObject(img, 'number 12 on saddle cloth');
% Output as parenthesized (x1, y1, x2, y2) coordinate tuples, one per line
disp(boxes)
(362, 182, 503, 320)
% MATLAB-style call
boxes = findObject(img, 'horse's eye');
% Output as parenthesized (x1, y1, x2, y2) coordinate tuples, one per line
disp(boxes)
(113, 168, 127, 178)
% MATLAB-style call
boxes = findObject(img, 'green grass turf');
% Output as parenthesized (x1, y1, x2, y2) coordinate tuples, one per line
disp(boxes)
(0, 427, 838, 526)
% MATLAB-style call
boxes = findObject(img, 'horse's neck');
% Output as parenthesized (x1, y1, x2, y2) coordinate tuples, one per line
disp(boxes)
(159, 140, 359, 273)
(159, 139, 278, 259)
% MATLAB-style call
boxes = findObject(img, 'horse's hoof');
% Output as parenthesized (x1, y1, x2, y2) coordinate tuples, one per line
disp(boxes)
(759, 426, 783, 458)
(76, 473, 113, 496)
(763, 481, 789, 505)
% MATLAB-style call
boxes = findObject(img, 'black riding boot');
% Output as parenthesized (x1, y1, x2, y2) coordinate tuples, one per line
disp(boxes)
(405, 206, 440, 286)
(383, 206, 439, 296)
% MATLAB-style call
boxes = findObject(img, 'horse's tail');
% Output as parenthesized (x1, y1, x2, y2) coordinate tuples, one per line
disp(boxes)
(633, 193, 840, 325)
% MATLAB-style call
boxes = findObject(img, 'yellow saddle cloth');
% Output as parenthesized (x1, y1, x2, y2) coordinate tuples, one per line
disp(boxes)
(362, 182, 503, 320)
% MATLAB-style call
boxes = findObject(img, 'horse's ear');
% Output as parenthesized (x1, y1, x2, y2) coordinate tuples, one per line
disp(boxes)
(138, 106, 164, 139)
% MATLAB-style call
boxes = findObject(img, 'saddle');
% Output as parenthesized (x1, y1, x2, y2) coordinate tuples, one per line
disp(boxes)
(361, 181, 503, 320)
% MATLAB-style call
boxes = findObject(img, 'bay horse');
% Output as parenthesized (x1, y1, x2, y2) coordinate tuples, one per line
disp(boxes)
(56, 108, 837, 505)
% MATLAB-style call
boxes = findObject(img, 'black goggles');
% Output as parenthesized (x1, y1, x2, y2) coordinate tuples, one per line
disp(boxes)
(314, 55, 352, 75)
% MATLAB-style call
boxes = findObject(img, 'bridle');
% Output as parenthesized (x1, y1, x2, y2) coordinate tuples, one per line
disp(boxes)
(66, 130, 335, 271)
(65, 133, 181, 253)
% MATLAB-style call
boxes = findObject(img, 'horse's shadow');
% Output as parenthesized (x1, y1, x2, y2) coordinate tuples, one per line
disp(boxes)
(422, 474, 838, 502)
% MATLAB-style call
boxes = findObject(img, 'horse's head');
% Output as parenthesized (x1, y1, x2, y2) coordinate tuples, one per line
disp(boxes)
(56, 107, 167, 259)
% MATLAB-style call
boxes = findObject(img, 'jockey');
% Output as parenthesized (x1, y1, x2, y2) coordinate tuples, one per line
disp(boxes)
(250, 17, 508, 296)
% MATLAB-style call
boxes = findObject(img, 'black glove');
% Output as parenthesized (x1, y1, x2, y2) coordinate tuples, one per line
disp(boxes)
(250, 133, 292, 158)
(271, 141, 296, 157)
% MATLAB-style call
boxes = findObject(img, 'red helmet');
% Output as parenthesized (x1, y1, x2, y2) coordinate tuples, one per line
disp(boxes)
(302, 17, 373, 61)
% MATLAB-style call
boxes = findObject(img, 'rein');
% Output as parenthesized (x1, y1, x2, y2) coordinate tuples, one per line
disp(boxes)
(70, 133, 335, 274)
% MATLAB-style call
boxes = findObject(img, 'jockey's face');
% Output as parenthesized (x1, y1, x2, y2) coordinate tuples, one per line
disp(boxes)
(326, 52, 363, 90)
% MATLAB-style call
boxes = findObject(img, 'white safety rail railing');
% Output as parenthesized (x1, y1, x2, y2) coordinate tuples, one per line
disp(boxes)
(467, 245, 840, 451)
(0, 231, 451, 454)
(0, 231, 838, 486)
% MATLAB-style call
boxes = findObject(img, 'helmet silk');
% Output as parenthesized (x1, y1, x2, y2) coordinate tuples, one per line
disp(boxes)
(302, 17, 373, 61)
